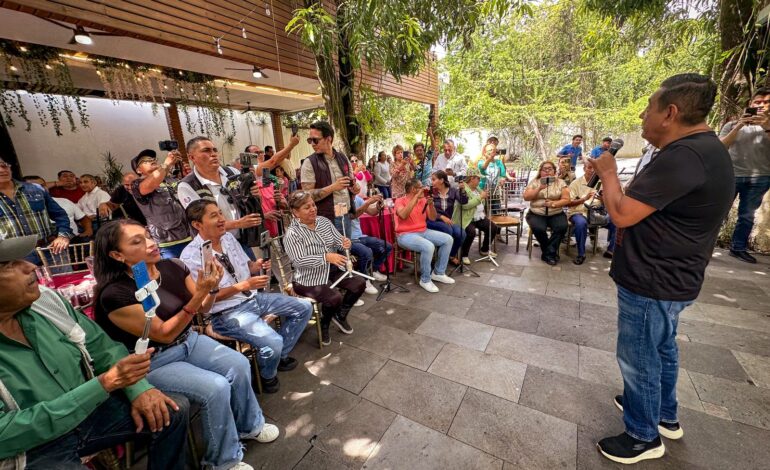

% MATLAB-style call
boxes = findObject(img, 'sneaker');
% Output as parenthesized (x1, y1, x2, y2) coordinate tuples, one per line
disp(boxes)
(462, 257, 471, 265)
(372, 271, 387, 281)
(246, 423, 280, 444)
(260, 376, 280, 394)
(354, 299, 365, 307)
(430, 273, 456, 284)
(597, 432, 665, 464)
(321, 326, 331, 346)
(479, 250, 497, 257)
(332, 314, 354, 334)
(573, 255, 585, 265)
(603, 251, 614, 259)
(365, 280, 378, 295)
(230, 462, 254, 470)
(419, 280, 439, 293)
(614, 395, 684, 440)
(729, 250, 757, 264)
(277, 357, 298, 372)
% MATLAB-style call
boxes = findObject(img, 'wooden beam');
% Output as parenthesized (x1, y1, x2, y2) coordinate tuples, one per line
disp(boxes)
(270, 111, 284, 150)
(164, 103, 187, 160)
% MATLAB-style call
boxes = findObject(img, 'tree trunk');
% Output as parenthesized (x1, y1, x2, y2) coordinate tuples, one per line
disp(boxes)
(527, 115, 548, 160)
(337, 2, 361, 156)
(717, 0, 755, 121)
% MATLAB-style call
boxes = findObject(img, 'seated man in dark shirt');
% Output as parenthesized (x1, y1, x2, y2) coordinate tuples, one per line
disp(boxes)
(110, 172, 147, 225)
(0, 235, 189, 469)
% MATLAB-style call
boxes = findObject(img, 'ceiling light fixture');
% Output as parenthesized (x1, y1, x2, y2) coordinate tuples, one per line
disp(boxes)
(73, 26, 93, 45)
(215, 37, 223, 55)
(252, 66, 264, 79)
(242, 27, 248, 39)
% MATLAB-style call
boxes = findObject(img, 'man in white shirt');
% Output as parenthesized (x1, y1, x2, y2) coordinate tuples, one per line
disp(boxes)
(432, 139, 454, 173)
(77, 174, 111, 219)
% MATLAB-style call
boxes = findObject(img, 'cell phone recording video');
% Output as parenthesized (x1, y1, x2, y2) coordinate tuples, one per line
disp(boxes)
(159, 140, 178, 152)
(745, 107, 758, 116)
(291, 124, 299, 136)
(239, 153, 254, 170)
(540, 176, 555, 185)
(200, 240, 213, 276)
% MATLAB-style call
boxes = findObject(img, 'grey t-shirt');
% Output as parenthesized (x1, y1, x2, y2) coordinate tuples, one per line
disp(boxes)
(300, 154, 350, 207)
(719, 121, 770, 177)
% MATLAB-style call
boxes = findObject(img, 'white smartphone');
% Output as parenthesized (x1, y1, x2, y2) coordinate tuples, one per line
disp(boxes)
(200, 240, 213, 276)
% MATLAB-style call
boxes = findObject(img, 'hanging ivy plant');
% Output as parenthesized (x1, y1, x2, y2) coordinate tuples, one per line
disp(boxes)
(0, 40, 89, 135)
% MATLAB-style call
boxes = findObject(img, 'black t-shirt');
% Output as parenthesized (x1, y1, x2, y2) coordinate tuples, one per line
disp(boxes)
(110, 186, 147, 225)
(96, 259, 193, 350)
(610, 131, 734, 301)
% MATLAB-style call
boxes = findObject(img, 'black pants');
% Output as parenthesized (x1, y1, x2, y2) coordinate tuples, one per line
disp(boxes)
(293, 266, 366, 327)
(527, 212, 568, 259)
(462, 218, 500, 256)
(25, 393, 190, 470)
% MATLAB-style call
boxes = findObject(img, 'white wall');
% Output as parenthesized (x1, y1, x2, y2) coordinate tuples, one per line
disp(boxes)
(6, 93, 169, 180)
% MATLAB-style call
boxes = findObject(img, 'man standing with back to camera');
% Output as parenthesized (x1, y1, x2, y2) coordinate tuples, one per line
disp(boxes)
(587, 74, 733, 464)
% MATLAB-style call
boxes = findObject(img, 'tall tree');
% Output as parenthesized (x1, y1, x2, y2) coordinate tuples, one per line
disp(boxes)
(286, 0, 530, 155)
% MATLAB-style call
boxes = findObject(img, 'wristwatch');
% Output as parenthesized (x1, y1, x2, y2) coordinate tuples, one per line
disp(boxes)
(209, 288, 220, 295)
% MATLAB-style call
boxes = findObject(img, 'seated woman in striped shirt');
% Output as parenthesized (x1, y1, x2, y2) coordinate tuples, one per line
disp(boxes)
(284, 191, 366, 345)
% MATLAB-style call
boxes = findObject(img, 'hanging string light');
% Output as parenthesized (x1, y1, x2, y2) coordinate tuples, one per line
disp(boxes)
(215, 37, 223, 55)
(241, 27, 248, 39)
(211, 2, 268, 55)
(265, 2, 271, 17)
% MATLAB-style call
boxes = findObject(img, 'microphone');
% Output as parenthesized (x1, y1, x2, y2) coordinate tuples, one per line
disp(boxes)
(587, 138, 624, 187)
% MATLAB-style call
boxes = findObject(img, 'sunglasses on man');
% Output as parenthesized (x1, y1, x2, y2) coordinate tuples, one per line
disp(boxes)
(307, 137, 324, 145)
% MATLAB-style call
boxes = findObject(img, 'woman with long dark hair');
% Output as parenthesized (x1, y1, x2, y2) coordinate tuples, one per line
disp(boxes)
(427, 170, 468, 265)
(93, 219, 279, 470)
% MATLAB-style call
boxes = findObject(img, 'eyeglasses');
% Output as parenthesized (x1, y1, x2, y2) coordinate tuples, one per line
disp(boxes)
(307, 137, 322, 145)
(542, 167, 556, 173)
(0, 162, 11, 169)
(138, 157, 156, 165)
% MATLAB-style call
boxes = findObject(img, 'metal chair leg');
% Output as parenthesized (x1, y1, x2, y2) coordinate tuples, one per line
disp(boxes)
(313, 302, 323, 349)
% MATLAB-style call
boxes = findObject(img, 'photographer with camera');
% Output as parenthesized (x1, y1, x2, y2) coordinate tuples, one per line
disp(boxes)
(130, 149, 192, 259)
(523, 161, 570, 265)
(300, 121, 357, 235)
(719, 87, 770, 264)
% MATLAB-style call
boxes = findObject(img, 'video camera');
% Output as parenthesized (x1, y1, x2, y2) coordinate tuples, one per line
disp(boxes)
(221, 163, 264, 248)
(158, 140, 182, 177)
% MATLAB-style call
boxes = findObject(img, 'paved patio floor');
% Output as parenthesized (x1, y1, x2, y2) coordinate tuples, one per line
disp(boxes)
(238, 235, 770, 469)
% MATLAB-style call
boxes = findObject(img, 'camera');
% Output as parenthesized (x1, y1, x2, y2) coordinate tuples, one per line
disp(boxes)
(745, 107, 758, 116)
(159, 140, 178, 152)
(496, 148, 507, 156)
(239, 153, 257, 172)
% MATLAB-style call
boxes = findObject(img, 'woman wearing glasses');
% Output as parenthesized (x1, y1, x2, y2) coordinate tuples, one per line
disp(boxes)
(283, 190, 366, 345)
(523, 160, 570, 265)
(93, 219, 279, 470)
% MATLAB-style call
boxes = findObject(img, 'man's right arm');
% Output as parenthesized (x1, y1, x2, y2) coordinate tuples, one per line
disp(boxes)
(719, 121, 741, 148)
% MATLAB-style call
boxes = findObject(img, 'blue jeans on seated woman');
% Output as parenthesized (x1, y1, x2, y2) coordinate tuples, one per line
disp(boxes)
(351, 235, 392, 273)
(148, 330, 263, 470)
(616, 285, 692, 442)
(210, 293, 313, 380)
(397, 229, 453, 283)
(426, 219, 465, 257)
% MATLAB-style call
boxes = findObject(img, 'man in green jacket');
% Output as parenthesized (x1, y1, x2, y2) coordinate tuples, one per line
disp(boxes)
(0, 235, 189, 469)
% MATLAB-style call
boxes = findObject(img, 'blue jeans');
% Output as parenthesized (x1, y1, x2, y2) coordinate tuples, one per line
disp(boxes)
(210, 294, 312, 379)
(732, 176, 770, 251)
(351, 236, 392, 273)
(25, 392, 189, 470)
(375, 185, 391, 199)
(159, 240, 190, 259)
(148, 331, 262, 469)
(426, 219, 465, 257)
(397, 229, 453, 283)
(570, 214, 616, 257)
(616, 285, 692, 442)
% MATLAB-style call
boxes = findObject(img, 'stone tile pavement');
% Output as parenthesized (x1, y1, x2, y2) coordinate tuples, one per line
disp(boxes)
(236, 238, 770, 469)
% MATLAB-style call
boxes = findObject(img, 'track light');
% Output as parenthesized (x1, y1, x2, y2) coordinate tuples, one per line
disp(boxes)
(242, 27, 248, 39)
(215, 38, 223, 55)
(252, 66, 264, 79)
(73, 26, 93, 45)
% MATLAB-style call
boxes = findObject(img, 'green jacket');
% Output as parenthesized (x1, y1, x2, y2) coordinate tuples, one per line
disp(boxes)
(0, 299, 153, 459)
(452, 188, 485, 229)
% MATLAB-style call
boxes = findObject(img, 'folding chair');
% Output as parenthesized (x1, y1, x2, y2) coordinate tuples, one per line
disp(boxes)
(36, 241, 93, 274)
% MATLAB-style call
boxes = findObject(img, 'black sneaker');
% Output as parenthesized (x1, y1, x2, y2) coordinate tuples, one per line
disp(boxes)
(277, 357, 298, 372)
(613, 395, 684, 440)
(260, 376, 280, 394)
(573, 255, 586, 265)
(597, 432, 665, 464)
(321, 326, 331, 346)
(332, 314, 354, 334)
(729, 250, 757, 264)
(603, 251, 613, 259)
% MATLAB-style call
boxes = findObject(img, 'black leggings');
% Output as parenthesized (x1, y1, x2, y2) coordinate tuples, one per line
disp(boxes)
(292, 266, 365, 326)
(526, 212, 568, 259)
(461, 218, 500, 256)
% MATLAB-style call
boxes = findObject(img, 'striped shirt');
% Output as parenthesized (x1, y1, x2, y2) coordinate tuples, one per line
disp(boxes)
(284, 216, 343, 286)
(0, 181, 72, 242)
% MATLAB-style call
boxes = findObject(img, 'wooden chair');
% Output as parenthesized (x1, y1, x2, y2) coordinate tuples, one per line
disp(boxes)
(394, 243, 419, 283)
(565, 217, 604, 256)
(488, 185, 522, 252)
(36, 240, 93, 274)
(269, 235, 324, 349)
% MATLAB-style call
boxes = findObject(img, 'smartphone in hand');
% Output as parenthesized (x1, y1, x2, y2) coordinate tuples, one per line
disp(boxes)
(200, 240, 213, 276)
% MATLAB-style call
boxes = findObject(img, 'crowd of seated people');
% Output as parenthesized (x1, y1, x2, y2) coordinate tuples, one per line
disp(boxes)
(0, 121, 624, 468)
